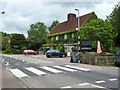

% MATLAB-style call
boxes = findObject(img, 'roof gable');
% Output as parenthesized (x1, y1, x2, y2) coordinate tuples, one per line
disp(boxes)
(48, 12, 95, 36)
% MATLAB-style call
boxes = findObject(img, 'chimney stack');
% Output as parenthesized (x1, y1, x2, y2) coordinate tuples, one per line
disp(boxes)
(68, 13, 76, 21)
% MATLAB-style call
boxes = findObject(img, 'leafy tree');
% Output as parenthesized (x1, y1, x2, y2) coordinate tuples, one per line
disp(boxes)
(10, 33, 26, 50)
(79, 19, 118, 51)
(27, 22, 48, 50)
(2, 36, 10, 50)
(107, 4, 120, 46)
(48, 20, 59, 32)
(0, 32, 10, 51)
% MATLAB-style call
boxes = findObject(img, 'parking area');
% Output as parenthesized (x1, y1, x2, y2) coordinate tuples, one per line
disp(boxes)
(2, 54, 71, 66)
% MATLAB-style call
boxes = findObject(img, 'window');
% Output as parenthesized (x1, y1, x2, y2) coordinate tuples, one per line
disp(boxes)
(56, 36, 58, 40)
(72, 33, 74, 38)
(64, 34, 67, 39)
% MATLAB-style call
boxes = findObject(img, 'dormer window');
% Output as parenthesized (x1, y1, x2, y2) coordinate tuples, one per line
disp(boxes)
(64, 34, 67, 39)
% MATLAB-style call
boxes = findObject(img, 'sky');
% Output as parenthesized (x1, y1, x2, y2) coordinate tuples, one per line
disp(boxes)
(0, 0, 120, 37)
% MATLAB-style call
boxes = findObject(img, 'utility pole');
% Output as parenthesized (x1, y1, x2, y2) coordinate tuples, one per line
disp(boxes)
(75, 8, 81, 63)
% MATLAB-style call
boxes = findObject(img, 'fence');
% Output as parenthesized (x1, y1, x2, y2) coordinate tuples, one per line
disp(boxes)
(78, 55, 115, 65)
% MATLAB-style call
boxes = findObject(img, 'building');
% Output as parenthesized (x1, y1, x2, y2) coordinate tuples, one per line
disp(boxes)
(44, 12, 97, 56)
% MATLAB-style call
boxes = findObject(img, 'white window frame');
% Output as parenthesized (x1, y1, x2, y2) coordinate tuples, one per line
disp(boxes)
(72, 33, 74, 38)
(56, 36, 58, 40)
(64, 34, 67, 39)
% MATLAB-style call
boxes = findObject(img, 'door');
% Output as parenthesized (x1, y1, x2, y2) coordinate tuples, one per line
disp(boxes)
(67, 46, 72, 56)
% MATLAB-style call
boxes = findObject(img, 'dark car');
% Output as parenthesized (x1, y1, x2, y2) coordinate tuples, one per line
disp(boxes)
(114, 51, 120, 67)
(46, 50, 67, 58)
(23, 50, 39, 55)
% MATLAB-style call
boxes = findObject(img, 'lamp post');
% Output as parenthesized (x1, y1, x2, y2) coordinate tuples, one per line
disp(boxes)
(75, 8, 80, 63)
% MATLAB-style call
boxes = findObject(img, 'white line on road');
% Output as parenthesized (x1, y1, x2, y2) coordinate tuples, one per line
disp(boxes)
(2, 59, 4, 62)
(79, 83, 90, 86)
(41, 66, 63, 73)
(10, 68, 28, 78)
(95, 80, 105, 84)
(65, 65, 91, 71)
(91, 84, 106, 88)
(53, 66, 77, 72)
(6, 62, 9, 65)
(109, 78, 117, 81)
(60, 86, 72, 89)
(26, 67, 47, 75)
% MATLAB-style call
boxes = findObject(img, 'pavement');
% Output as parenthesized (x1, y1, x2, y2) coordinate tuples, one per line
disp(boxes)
(1, 62, 26, 89)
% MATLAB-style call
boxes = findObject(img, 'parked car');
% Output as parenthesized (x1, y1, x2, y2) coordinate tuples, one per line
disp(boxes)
(23, 50, 39, 55)
(114, 51, 120, 67)
(46, 50, 67, 58)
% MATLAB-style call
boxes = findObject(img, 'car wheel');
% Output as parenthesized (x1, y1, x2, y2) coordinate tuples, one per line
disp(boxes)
(25, 53, 28, 55)
(34, 53, 37, 55)
(63, 55, 65, 58)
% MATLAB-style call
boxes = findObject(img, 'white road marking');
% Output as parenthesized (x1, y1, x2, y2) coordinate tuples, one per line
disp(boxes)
(91, 84, 106, 88)
(10, 68, 28, 77)
(26, 67, 47, 75)
(41, 66, 63, 73)
(2, 59, 4, 62)
(109, 78, 117, 81)
(53, 66, 77, 72)
(95, 80, 105, 83)
(22, 60, 24, 62)
(60, 86, 71, 89)
(79, 83, 90, 86)
(6, 62, 9, 65)
(65, 65, 91, 71)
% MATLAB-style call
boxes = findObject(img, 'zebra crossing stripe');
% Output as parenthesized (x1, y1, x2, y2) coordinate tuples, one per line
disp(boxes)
(26, 67, 47, 75)
(53, 66, 77, 72)
(41, 66, 63, 73)
(65, 65, 91, 71)
(109, 78, 117, 81)
(10, 68, 28, 78)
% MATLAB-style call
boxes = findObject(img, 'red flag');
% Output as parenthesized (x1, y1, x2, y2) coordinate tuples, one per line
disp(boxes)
(97, 41, 102, 54)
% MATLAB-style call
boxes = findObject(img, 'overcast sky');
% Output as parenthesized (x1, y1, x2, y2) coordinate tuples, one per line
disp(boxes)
(0, 0, 120, 37)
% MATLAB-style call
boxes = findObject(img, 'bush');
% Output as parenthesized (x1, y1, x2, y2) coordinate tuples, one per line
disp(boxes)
(110, 47, 120, 53)
(12, 49, 21, 54)
(58, 47, 64, 52)
(20, 46, 27, 53)
(3, 48, 13, 54)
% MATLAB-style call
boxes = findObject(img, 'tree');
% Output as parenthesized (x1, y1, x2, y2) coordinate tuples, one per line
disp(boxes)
(0, 32, 10, 51)
(10, 33, 26, 50)
(79, 19, 117, 51)
(48, 20, 59, 32)
(27, 22, 48, 50)
(107, 4, 120, 46)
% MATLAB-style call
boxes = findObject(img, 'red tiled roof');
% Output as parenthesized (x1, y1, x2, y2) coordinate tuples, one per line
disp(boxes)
(48, 12, 94, 35)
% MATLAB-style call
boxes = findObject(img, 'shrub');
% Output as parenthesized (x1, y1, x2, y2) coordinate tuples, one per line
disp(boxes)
(58, 47, 64, 52)
(3, 48, 13, 54)
(110, 47, 120, 53)
(20, 46, 27, 53)
(12, 49, 21, 54)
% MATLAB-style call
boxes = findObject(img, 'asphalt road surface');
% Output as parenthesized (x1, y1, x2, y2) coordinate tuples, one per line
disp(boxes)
(1, 54, 120, 89)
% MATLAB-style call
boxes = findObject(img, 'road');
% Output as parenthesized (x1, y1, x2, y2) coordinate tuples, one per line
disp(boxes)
(1, 54, 120, 89)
